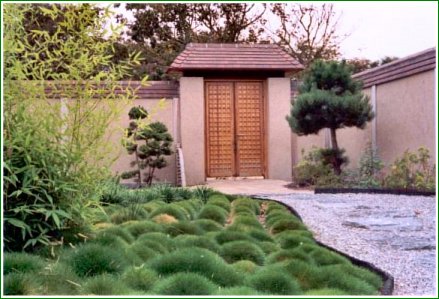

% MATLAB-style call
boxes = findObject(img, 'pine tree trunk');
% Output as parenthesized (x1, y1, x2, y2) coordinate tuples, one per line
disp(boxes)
(330, 128, 342, 175)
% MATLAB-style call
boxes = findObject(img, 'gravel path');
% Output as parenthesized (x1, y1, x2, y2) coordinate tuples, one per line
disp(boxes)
(254, 193, 437, 296)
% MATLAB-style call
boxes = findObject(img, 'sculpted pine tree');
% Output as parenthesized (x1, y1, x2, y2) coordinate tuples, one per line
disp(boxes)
(122, 106, 173, 187)
(287, 60, 374, 174)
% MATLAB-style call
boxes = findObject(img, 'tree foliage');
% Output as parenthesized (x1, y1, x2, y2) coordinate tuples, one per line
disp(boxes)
(3, 4, 142, 251)
(287, 60, 374, 174)
(271, 3, 343, 67)
(122, 106, 173, 187)
(346, 56, 399, 74)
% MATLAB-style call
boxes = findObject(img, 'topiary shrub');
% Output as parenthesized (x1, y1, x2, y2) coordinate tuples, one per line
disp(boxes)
(197, 204, 228, 225)
(214, 286, 261, 295)
(207, 194, 231, 212)
(214, 230, 254, 245)
(68, 244, 127, 277)
(165, 221, 203, 236)
(121, 266, 159, 292)
(122, 220, 163, 238)
(4, 252, 46, 275)
(149, 204, 188, 221)
(246, 266, 302, 295)
(3, 273, 37, 295)
(152, 214, 178, 224)
(95, 226, 135, 244)
(193, 219, 223, 232)
(220, 240, 265, 265)
(152, 272, 218, 295)
(174, 235, 221, 253)
(81, 274, 133, 295)
(148, 247, 242, 287)
(231, 260, 259, 274)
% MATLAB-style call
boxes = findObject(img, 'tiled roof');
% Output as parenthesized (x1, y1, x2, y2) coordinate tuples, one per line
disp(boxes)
(353, 47, 436, 88)
(168, 43, 304, 72)
(44, 81, 179, 99)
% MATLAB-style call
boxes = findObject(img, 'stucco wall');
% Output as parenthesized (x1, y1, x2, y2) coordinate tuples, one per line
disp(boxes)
(376, 70, 436, 166)
(179, 77, 205, 186)
(110, 98, 176, 185)
(267, 78, 293, 180)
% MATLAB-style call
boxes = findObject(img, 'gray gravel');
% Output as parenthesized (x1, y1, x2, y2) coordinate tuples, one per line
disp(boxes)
(254, 193, 437, 296)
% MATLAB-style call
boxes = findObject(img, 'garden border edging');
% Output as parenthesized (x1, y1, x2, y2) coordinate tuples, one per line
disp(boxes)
(249, 196, 395, 295)
(315, 187, 435, 197)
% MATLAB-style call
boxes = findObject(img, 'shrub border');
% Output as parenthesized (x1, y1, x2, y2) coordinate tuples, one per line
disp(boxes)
(315, 187, 435, 197)
(249, 196, 394, 295)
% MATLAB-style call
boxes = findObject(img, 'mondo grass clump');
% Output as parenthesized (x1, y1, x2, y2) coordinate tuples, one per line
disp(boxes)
(269, 218, 307, 234)
(246, 266, 302, 295)
(193, 219, 223, 232)
(152, 272, 219, 295)
(81, 274, 133, 295)
(214, 286, 262, 295)
(148, 247, 243, 287)
(68, 243, 127, 277)
(3, 273, 38, 295)
(275, 232, 315, 249)
(197, 204, 229, 225)
(137, 232, 175, 251)
(95, 226, 134, 244)
(122, 220, 163, 238)
(304, 288, 350, 295)
(232, 197, 260, 214)
(141, 200, 166, 213)
(4, 252, 46, 275)
(266, 248, 313, 265)
(232, 260, 259, 274)
(207, 194, 231, 212)
(122, 266, 159, 292)
(39, 262, 82, 295)
(174, 235, 221, 253)
(214, 230, 254, 244)
(220, 240, 265, 265)
(165, 221, 203, 236)
(149, 204, 188, 221)
(230, 214, 264, 231)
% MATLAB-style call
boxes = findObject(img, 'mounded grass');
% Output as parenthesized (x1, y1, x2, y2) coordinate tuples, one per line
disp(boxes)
(137, 232, 175, 251)
(246, 266, 302, 295)
(149, 204, 188, 221)
(276, 232, 315, 249)
(231, 205, 255, 216)
(174, 201, 197, 219)
(282, 259, 321, 291)
(230, 215, 264, 230)
(193, 219, 223, 232)
(266, 249, 313, 265)
(232, 260, 259, 274)
(81, 274, 133, 295)
(141, 200, 166, 213)
(148, 247, 243, 287)
(152, 272, 219, 295)
(3, 273, 38, 295)
(122, 220, 163, 238)
(269, 218, 307, 234)
(304, 288, 350, 295)
(197, 204, 228, 225)
(68, 243, 127, 277)
(309, 247, 351, 266)
(274, 229, 314, 242)
(247, 229, 274, 242)
(174, 235, 221, 253)
(92, 232, 128, 248)
(232, 197, 260, 214)
(95, 226, 134, 244)
(214, 286, 262, 295)
(110, 207, 148, 224)
(214, 230, 254, 244)
(39, 262, 82, 295)
(327, 264, 383, 290)
(122, 266, 159, 292)
(207, 194, 231, 212)
(4, 252, 46, 275)
(258, 241, 280, 255)
(265, 201, 289, 214)
(152, 214, 178, 224)
(165, 221, 203, 236)
(220, 240, 265, 265)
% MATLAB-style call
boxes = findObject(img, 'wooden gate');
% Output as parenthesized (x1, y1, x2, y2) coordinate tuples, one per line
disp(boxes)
(205, 81, 265, 177)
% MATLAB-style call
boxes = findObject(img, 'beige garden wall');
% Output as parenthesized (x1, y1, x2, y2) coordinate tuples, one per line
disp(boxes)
(110, 98, 177, 185)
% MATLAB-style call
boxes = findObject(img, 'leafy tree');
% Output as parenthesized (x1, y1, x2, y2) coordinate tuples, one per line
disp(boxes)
(270, 3, 344, 67)
(287, 60, 374, 174)
(122, 106, 173, 187)
(347, 56, 399, 74)
(3, 4, 142, 251)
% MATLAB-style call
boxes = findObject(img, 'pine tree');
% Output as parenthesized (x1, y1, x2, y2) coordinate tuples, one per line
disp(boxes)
(287, 60, 374, 174)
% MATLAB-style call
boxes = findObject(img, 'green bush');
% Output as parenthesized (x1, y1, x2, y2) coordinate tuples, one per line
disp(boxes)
(4, 252, 46, 275)
(174, 235, 221, 253)
(95, 226, 134, 244)
(197, 204, 228, 225)
(385, 147, 435, 191)
(68, 244, 127, 277)
(207, 194, 231, 212)
(149, 204, 188, 221)
(81, 274, 133, 295)
(122, 266, 159, 292)
(246, 266, 302, 295)
(193, 219, 223, 232)
(148, 247, 242, 287)
(122, 220, 163, 238)
(3, 273, 38, 295)
(214, 286, 261, 295)
(214, 230, 254, 244)
(165, 221, 203, 236)
(152, 272, 218, 295)
(220, 240, 265, 265)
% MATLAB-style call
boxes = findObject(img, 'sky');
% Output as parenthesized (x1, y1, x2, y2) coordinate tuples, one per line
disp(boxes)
(112, 1, 438, 61)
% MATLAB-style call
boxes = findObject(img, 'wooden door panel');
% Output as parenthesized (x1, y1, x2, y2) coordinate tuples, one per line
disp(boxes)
(205, 82, 235, 177)
(235, 82, 264, 176)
